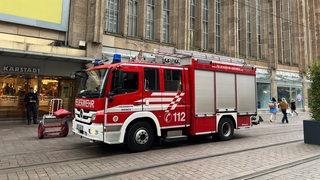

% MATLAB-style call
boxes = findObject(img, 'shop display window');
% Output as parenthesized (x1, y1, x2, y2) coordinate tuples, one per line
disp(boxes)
(277, 86, 303, 109)
(0, 75, 74, 120)
(257, 83, 271, 109)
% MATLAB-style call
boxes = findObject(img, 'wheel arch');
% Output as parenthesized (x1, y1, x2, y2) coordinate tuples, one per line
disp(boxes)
(119, 111, 161, 143)
(216, 113, 237, 131)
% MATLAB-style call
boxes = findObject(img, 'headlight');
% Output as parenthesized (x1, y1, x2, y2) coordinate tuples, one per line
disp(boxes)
(89, 129, 98, 135)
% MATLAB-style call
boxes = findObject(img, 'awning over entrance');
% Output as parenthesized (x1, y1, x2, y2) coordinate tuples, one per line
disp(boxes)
(0, 47, 94, 63)
(0, 48, 94, 77)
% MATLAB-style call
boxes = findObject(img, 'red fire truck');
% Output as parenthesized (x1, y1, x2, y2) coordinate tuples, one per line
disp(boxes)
(72, 50, 258, 152)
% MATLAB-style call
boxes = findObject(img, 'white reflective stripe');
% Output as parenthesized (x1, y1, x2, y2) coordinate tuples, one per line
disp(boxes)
(143, 105, 162, 111)
(162, 92, 178, 96)
(162, 98, 175, 102)
(151, 92, 162, 96)
(143, 98, 162, 102)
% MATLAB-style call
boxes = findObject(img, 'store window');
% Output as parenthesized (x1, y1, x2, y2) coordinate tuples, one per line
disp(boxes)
(277, 86, 303, 109)
(290, 87, 303, 109)
(0, 74, 75, 121)
(0, 75, 38, 119)
(257, 83, 271, 109)
(39, 79, 59, 115)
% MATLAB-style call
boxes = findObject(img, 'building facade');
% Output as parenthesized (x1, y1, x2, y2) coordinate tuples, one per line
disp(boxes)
(0, 0, 93, 121)
(0, 0, 318, 121)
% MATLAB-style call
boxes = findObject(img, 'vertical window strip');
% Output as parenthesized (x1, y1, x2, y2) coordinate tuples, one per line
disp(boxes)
(128, 0, 138, 36)
(146, 0, 155, 40)
(280, 1, 285, 64)
(162, 0, 170, 43)
(257, 0, 262, 59)
(105, 0, 120, 33)
(246, 0, 252, 56)
(216, 0, 221, 52)
(202, 0, 208, 50)
(190, 0, 195, 47)
(288, 0, 294, 65)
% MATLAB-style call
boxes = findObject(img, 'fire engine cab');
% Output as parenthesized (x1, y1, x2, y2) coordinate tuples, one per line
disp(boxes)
(72, 49, 258, 152)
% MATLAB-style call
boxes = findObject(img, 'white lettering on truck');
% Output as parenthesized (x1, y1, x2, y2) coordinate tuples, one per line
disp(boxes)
(75, 99, 94, 108)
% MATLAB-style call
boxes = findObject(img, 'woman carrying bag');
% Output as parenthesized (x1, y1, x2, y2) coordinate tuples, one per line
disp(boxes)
(269, 97, 278, 122)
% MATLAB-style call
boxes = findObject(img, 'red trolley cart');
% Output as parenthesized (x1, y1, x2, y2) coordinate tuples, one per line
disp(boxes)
(38, 98, 72, 139)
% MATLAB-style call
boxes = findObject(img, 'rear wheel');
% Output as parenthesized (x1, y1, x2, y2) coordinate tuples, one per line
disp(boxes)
(126, 121, 154, 152)
(38, 124, 45, 139)
(60, 122, 69, 137)
(218, 118, 234, 141)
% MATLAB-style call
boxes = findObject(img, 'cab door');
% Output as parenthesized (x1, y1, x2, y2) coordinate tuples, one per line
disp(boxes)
(160, 68, 187, 128)
(106, 67, 143, 126)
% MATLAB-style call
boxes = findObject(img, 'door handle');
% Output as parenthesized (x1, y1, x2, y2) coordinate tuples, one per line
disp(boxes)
(133, 102, 142, 106)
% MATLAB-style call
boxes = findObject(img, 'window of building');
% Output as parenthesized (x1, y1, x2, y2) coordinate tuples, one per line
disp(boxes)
(190, 0, 196, 48)
(162, 0, 170, 43)
(246, 0, 252, 56)
(280, 1, 285, 64)
(144, 68, 159, 91)
(257, 83, 271, 109)
(146, 0, 155, 40)
(105, 0, 120, 33)
(202, 0, 208, 50)
(257, 0, 262, 59)
(128, 0, 138, 37)
(288, 1, 296, 65)
(278, 86, 303, 109)
(164, 69, 182, 92)
(216, 0, 221, 52)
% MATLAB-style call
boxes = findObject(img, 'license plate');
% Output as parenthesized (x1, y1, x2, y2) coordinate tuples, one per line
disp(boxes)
(76, 124, 83, 131)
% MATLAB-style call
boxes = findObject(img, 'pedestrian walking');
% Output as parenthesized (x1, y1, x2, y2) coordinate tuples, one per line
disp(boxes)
(290, 99, 298, 116)
(24, 87, 38, 125)
(279, 97, 289, 123)
(269, 97, 277, 122)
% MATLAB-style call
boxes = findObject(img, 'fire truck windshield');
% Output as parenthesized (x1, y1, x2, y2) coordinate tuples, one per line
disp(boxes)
(77, 68, 109, 98)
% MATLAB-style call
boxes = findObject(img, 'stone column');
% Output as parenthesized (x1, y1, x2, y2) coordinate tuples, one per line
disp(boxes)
(302, 74, 309, 112)
(271, 69, 278, 101)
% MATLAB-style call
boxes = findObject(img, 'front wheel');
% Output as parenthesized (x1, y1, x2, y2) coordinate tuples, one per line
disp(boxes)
(218, 118, 234, 141)
(126, 121, 154, 152)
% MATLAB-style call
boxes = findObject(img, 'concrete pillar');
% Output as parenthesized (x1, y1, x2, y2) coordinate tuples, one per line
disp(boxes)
(302, 74, 309, 112)
(271, 69, 278, 101)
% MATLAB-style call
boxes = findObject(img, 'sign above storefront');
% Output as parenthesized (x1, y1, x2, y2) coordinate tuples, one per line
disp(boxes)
(2, 65, 40, 74)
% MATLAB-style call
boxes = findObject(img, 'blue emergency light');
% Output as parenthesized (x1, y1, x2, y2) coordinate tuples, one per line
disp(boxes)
(93, 59, 103, 66)
(112, 54, 121, 64)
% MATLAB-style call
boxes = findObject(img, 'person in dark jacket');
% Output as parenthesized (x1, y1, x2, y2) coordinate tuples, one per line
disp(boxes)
(290, 99, 298, 116)
(24, 87, 38, 125)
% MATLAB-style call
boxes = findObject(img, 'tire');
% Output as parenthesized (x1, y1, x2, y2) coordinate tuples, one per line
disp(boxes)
(60, 122, 69, 137)
(126, 121, 154, 152)
(38, 124, 45, 139)
(218, 117, 234, 141)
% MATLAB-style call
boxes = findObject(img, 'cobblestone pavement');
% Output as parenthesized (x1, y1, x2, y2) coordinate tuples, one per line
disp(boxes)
(0, 112, 319, 179)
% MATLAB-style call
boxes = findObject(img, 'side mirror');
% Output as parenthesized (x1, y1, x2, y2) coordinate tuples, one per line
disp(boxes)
(70, 70, 87, 79)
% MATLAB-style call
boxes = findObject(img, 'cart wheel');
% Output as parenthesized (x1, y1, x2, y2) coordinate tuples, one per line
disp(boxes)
(60, 121, 69, 137)
(38, 124, 45, 139)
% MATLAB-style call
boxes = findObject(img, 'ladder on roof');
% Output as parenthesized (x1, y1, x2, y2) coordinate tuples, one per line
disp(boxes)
(150, 48, 246, 66)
